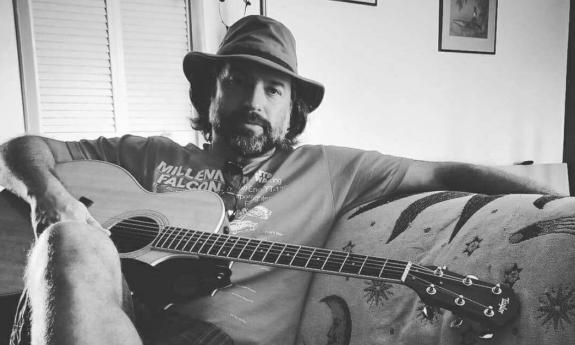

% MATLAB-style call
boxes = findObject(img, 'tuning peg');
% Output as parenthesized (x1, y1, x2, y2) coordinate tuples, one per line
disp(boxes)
(434, 266, 445, 277)
(450, 316, 464, 328)
(422, 306, 428, 318)
(463, 275, 478, 286)
(491, 283, 502, 295)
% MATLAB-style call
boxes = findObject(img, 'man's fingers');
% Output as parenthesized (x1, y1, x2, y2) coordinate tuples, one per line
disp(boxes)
(87, 213, 110, 236)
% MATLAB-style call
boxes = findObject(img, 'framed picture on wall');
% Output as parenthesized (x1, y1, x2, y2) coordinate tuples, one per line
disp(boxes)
(329, 0, 377, 6)
(439, 0, 498, 54)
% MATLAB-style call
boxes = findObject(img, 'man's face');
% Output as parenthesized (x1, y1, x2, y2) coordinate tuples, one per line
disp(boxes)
(209, 60, 293, 157)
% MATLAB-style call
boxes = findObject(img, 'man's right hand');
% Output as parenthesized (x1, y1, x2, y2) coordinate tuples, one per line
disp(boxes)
(0, 135, 110, 236)
(30, 187, 109, 236)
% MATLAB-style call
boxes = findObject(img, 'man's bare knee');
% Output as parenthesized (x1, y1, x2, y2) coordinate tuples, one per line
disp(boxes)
(26, 221, 122, 299)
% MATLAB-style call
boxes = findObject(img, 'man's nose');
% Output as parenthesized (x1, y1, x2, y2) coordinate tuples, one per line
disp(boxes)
(243, 81, 266, 111)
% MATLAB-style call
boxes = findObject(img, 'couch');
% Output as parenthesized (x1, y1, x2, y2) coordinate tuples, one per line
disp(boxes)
(1, 164, 573, 345)
(296, 166, 574, 344)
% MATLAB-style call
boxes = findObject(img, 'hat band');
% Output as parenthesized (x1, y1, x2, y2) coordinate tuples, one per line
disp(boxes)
(221, 47, 295, 73)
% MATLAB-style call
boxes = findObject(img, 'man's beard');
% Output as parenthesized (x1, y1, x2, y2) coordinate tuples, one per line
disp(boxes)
(209, 100, 290, 157)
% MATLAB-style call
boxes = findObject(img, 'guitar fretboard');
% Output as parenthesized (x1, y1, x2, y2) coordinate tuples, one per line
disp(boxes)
(150, 226, 407, 282)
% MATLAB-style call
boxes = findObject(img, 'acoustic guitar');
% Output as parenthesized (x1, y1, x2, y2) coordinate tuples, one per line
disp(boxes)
(0, 160, 519, 331)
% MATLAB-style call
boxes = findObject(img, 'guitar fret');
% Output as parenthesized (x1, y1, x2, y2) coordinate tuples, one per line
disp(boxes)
(216, 236, 234, 257)
(383, 259, 408, 281)
(359, 257, 382, 277)
(303, 248, 316, 267)
(229, 237, 249, 259)
(288, 246, 302, 266)
(276, 245, 298, 265)
(357, 256, 368, 274)
(154, 226, 405, 284)
(191, 232, 211, 253)
(320, 250, 333, 270)
(205, 233, 222, 254)
(306, 248, 330, 270)
(239, 239, 258, 260)
(262, 243, 284, 263)
(173, 229, 189, 251)
(153, 226, 175, 248)
(167, 227, 185, 250)
(340, 253, 367, 275)
(250, 241, 272, 262)
(291, 247, 313, 268)
(322, 251, 346, 272)
(378, 259, 388, 278)
(208, 234, 226, 255)
(182, 231, 201, 252)
(338, 252, 350, 273)
(273, 243, 288, 264)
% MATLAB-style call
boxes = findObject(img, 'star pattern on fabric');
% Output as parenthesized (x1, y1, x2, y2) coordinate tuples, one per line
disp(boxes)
(363, 280, 394, 307)
(463, 236, 482, 256)
(415, 301, 444, 325)
(536, 284, 575, 332)
(341, 241, 355, 253)
(342, 241, 356, 281)
(503, 263, 523, 288)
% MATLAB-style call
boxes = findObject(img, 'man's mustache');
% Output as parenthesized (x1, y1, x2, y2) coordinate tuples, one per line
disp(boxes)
(229, 111, 272, 132)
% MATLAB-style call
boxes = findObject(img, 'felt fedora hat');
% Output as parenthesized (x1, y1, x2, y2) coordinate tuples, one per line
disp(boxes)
(183, 15, 324, 115)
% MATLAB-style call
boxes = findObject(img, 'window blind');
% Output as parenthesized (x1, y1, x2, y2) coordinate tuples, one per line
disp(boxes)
(32, 0, 116, 139)
(26, 0, 194, 143)
(120, 0, 194, 142)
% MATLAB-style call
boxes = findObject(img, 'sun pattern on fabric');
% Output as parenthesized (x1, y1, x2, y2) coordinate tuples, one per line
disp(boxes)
(363, 280, 394, 307)
(463, 236, 482, 256)
(536, 284, 575, 332)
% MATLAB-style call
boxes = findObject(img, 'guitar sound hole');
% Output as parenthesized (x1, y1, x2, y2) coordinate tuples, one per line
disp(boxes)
(110, 216, 159, 254)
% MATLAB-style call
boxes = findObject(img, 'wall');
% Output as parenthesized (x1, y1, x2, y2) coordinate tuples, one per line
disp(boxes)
(0, 0, 26, 143)
(264, 0, 570, 165)
(3, 0, 570, 166)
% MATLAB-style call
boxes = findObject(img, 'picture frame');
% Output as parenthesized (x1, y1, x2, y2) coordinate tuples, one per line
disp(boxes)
(439, 0, 498, 54)
(329, 0, 377, 6)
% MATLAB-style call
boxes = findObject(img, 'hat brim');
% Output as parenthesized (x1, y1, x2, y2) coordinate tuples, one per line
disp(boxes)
(183, 52, 325, 115)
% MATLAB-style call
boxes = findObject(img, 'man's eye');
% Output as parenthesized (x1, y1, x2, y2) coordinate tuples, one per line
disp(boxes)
(268, 87, 282, 96)
(225, 75, 242, 85)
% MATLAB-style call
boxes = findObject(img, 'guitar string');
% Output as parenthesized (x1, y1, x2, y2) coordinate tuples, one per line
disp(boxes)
(98, 214, 500, 289)
(112, 223, 498, 290)
(88, 213, 501, 290)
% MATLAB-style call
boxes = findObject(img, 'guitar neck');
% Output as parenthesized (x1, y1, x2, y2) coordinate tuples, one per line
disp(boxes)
(151, 226, 409, 283)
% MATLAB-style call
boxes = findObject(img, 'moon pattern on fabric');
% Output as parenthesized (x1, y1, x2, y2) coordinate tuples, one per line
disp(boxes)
(320, 295, 352, 345)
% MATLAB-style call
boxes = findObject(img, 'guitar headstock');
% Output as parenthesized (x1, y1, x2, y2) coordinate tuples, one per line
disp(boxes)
(404, 265, 519, 329)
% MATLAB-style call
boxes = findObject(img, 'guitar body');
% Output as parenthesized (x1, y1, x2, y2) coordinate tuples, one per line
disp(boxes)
(0, 160, 233, 306)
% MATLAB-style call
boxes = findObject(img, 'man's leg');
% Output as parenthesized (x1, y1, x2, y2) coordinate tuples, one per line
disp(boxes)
(25, 221, 141, 345)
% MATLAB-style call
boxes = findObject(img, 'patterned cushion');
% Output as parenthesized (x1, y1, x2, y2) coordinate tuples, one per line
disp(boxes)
(297, 192, 575, 345)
